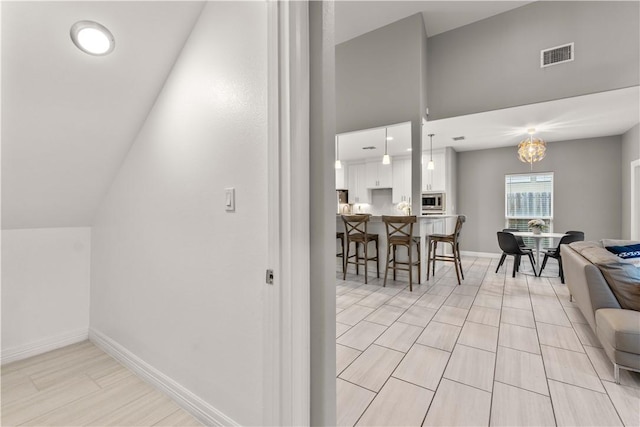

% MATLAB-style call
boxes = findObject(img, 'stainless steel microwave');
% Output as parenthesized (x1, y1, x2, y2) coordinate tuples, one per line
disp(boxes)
(421, 192, 445, 213)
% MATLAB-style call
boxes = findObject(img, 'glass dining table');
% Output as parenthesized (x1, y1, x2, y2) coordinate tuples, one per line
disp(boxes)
(511, 231, 568, 275)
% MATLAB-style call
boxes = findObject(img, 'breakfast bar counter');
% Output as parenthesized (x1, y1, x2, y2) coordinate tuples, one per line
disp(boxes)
(336, 214, 460, 284)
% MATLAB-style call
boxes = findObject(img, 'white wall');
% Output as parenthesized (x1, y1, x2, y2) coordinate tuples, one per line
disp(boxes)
(1, 227, 90, 361)
(90, 2, 267, 425)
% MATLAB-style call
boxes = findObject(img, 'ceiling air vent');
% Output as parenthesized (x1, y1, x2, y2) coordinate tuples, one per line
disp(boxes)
(452, 136, 465, 141)
(541, 43, 574, 68)
(362, 146, 376, 150)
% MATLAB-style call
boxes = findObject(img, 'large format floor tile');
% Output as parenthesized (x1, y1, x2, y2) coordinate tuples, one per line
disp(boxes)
(356, 378, 434, 427)
(548, 380, 623, 426)
(336, 321, 387, 351)
(392, 344, 450, 391)
(374, 322, 422, 353)
(423, 379, 491, 427)
(1, 342, 199, 427)
(415, 321, 461, 352)
(443, 344, 495, 392)
(490, 382, 555, 426)
(495, 346, 548, 395)
(336, 379, 376, 427)
(339, 345, 404, 392)
(541, 345, 604, 392)
(602, 381, 640, 427)
(335, 256, 634, 427)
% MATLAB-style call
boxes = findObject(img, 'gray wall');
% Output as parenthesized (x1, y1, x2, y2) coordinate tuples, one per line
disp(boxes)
(458, 136, 622, 253)
(622, 124, 640, 238)
(310, 1, 336, 425)
(336, 13, 423, 133)
(428, 1, 640, 119)
(336, 12, 427, 215)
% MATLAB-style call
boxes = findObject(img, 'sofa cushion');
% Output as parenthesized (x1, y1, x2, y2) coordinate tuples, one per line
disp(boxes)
(606, 243, 640, 268)
(601, 239, 640, 248)
(596, 309, 640, 356)
(577, 247, 621, 265)
(597, 262, 640, 311)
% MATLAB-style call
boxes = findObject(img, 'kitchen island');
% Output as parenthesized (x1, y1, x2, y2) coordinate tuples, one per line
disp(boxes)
(336, 214, 460, 285)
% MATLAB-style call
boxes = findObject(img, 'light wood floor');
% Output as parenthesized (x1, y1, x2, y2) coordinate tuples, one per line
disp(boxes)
(1, 340, 202, 426)
(336, 255, 640, 426)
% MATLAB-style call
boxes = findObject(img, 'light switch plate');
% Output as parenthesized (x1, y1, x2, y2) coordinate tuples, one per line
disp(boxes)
(225, 188, 235, 212)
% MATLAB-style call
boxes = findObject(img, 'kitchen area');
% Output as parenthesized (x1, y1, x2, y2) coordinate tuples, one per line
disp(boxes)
(336, 121, 460, 284)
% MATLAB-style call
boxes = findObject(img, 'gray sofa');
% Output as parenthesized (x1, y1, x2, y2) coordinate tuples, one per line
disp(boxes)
(561, 240, 640, 383)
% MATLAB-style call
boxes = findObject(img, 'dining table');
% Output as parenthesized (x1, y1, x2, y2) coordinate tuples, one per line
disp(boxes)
(511, 231, 568, 275)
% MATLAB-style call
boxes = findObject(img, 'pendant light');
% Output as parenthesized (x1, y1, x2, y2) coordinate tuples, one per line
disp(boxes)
(335, 136, 342, 169)
(517, 128, 546, 170)
(382, 128, 391, 165)
(427, 134, 435, 170)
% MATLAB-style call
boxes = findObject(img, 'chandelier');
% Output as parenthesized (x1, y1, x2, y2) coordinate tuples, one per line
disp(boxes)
(518, 128, 546, 170)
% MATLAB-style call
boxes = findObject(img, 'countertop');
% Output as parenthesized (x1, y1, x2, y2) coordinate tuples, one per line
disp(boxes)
(336, 214, 459, 220)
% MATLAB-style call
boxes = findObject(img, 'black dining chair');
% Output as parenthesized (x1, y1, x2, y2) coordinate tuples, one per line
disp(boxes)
(503, 228, 535, 260)
(496, 231, 537, 277)
(539, 231, 585, 282)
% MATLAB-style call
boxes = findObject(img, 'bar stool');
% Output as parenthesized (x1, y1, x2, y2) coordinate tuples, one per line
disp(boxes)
(382, 215, 420, 291)
(342, 214, 379, 284)
(427, 215, 466, 285)
(337, 232, 345, 273)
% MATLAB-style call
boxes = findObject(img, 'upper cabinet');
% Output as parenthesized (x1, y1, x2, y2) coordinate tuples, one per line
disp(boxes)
(392, 157, 411, 203)
(347, 163, 369, 204)
(365, 160, 392, 188)
(336, 121, 412, 206)
(422, 149, 446, 192)
(336, 166, 347, 189)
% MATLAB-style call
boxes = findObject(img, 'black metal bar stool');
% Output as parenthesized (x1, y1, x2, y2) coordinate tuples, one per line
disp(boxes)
(341, 214, 379, 284)
(382, 215, 420, 291)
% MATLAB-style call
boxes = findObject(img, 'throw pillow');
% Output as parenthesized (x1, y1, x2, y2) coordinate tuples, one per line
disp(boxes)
(597, 262, 640, 311)
(606, 244, 640, 268)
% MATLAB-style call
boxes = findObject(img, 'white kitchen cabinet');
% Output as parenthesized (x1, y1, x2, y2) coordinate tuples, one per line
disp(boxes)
(422, 149, 446, 192)
(347, 163, 370, 204)
(392, 158, 411, 204)
(336, 165, 347, 189)
(365, 160, 392, 188)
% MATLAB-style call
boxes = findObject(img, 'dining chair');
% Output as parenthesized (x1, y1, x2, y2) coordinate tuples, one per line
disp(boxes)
(381, 215, 420, 291)
(496, 231, 537, 277)
(427, 215, 465, 285)
(341, 214, 379, 284)
(503, 228, 535, 260)
(539, 231, 585, 282)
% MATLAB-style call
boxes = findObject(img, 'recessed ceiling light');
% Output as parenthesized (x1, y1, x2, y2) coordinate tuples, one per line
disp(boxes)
(386, 136, 394, 141)
(406, 148, 412, 152)
(70, 21, 115, 56)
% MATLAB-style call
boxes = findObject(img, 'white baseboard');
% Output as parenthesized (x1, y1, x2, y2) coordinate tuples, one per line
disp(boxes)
(460, 250, 502, 259)
(1, 328, 88, 365)
(89, 328, 238, 427)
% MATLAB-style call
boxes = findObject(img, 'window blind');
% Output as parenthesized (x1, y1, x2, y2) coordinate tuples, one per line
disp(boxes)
(505, 173, 553, 218)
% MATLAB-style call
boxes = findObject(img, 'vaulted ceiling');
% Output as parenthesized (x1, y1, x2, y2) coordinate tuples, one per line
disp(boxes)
(1, 1, 203, 229)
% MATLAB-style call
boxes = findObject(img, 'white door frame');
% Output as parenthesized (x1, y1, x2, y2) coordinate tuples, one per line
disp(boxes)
(264, 1, 311, 425)
(631, 159, 640, 240)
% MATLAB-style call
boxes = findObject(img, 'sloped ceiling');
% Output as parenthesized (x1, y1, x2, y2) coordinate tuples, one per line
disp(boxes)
(1, 1, 204, 229)
(335, 0, 533, 44)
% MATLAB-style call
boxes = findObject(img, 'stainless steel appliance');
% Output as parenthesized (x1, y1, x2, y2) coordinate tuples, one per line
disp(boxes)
(337, 189, 348, 204)
(421, 192, 445, 214)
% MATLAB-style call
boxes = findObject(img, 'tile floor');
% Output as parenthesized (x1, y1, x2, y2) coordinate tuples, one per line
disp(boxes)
(336, 256, 640, 426)
(1, 341, 202, 426)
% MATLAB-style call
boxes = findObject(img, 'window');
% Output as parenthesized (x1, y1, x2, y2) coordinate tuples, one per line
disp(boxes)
(505, 172, 554, 246)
